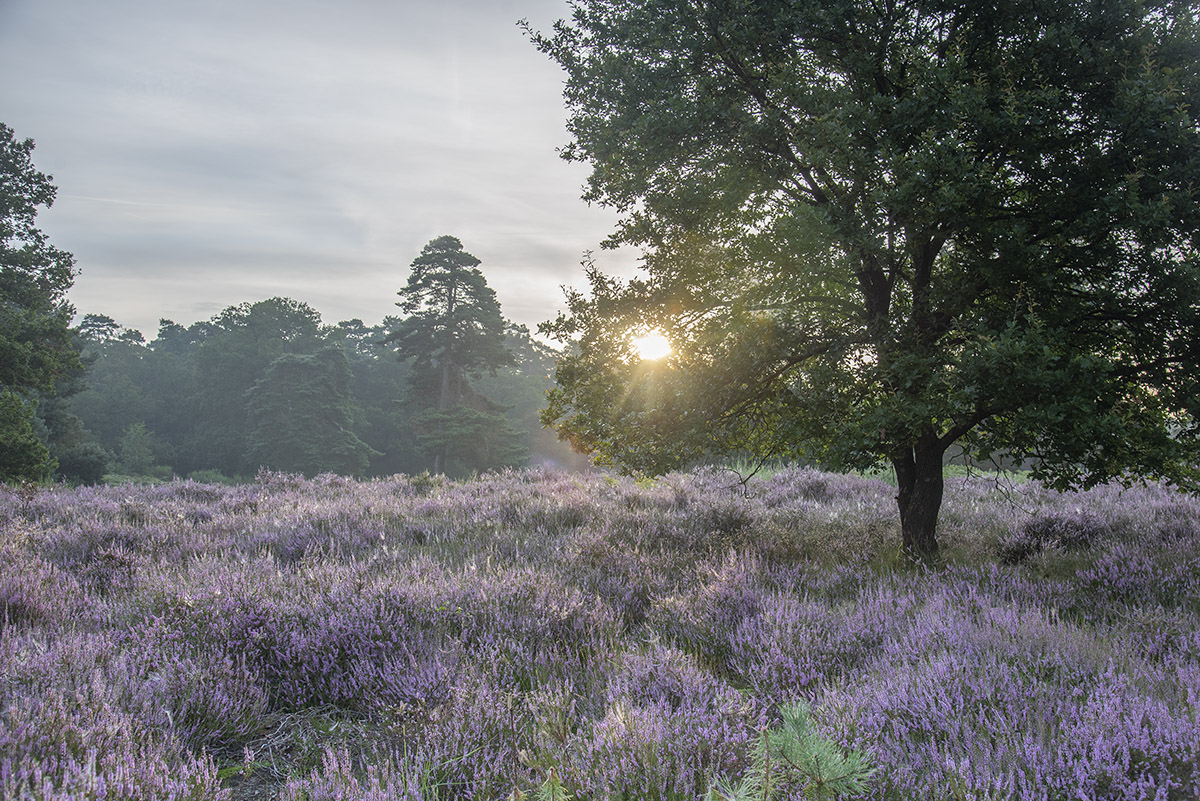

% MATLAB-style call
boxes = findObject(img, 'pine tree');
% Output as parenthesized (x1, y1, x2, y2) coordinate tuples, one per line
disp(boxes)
(384, 236, 526, 475)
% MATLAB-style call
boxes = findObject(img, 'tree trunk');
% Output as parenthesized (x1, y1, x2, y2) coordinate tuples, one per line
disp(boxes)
(433, 358, 453, 475)
(892, 436, 944, 560)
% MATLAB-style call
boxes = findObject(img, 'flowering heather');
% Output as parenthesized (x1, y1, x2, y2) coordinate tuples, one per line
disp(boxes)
(1, 467, 1197, 799)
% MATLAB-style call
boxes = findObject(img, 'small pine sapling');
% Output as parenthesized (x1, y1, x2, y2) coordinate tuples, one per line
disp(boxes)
(536, 768, 572, 801)
(708, 703, 874, 800)
(507, 767, 572, 801)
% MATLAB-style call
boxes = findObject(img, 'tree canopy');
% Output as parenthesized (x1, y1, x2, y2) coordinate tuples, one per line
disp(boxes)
(530, 0, 1200, 556)
(0, 124, 79, 397)
(1, 123, 82, 481)
(62, 295, 571, 483)
(383, 236, 526, 475)
(385, 236, 513, 378)
(188, 297, 329, 475)
(246, 347, 377, 477)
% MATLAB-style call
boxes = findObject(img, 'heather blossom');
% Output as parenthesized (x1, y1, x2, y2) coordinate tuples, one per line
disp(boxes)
(1, 467, 1196, 799)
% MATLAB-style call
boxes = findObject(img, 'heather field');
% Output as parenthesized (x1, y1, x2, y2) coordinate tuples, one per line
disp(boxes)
(2, 468, 1198, 800)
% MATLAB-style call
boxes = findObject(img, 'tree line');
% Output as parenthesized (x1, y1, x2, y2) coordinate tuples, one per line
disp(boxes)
(0, 139, 581, 485)
(76, 245, 584, 482)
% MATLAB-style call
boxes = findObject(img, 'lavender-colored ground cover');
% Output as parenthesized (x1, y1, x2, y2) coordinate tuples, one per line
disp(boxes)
(1, 467, 1197, 800)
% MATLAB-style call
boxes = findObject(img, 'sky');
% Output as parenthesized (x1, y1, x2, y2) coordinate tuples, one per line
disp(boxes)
(0, 0, 638, 339)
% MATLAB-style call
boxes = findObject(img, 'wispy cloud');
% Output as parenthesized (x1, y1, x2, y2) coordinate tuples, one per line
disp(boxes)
(0, 0, 637, 336)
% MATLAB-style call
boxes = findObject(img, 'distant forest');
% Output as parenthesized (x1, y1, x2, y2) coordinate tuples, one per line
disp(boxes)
(38, 296, 587, 485)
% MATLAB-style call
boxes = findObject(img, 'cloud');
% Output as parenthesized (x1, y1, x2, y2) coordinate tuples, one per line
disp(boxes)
(0, 0, 638, 336)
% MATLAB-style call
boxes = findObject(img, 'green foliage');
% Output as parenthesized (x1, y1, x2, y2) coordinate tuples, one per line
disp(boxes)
(70, 324, 166, 451)
(70, 302, 389, 479)
(117, 421, 157, 476)
(35, 390, 110, 484)
(708, 704, 874, 801)
(411, 404, 527, 477)
(475, 323, 588, 470)
(50, 439, 109, 485)
(385, 237, 526, 474)
(245, 347, 377, 477)
(385, 236, 513, 379)
(77, 313, 120, 343)
(534, 768, 572, 801)
(0, 123, 81, 399)
(474, 324, 557, 444)
(189, 297, 328, 475)
(186, 469, 234, 485)
(0, 123, 83, 481)
(0, 390, 53, 483)
(65, 300, 559, 481)
(530, 0, 1200, 556)
(333, 317, 426, 476)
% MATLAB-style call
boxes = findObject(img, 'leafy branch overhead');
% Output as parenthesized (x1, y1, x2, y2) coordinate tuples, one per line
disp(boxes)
(530, 0, 1200, 557)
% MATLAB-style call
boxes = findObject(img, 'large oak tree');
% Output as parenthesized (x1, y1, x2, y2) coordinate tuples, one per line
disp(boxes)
(530, 0, 1200, 557)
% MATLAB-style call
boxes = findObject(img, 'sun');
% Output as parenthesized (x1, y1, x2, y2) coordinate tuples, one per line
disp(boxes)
(631, 329, 672, 361)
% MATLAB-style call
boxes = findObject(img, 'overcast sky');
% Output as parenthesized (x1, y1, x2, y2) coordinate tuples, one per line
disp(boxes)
(0, 0, 637, 338)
